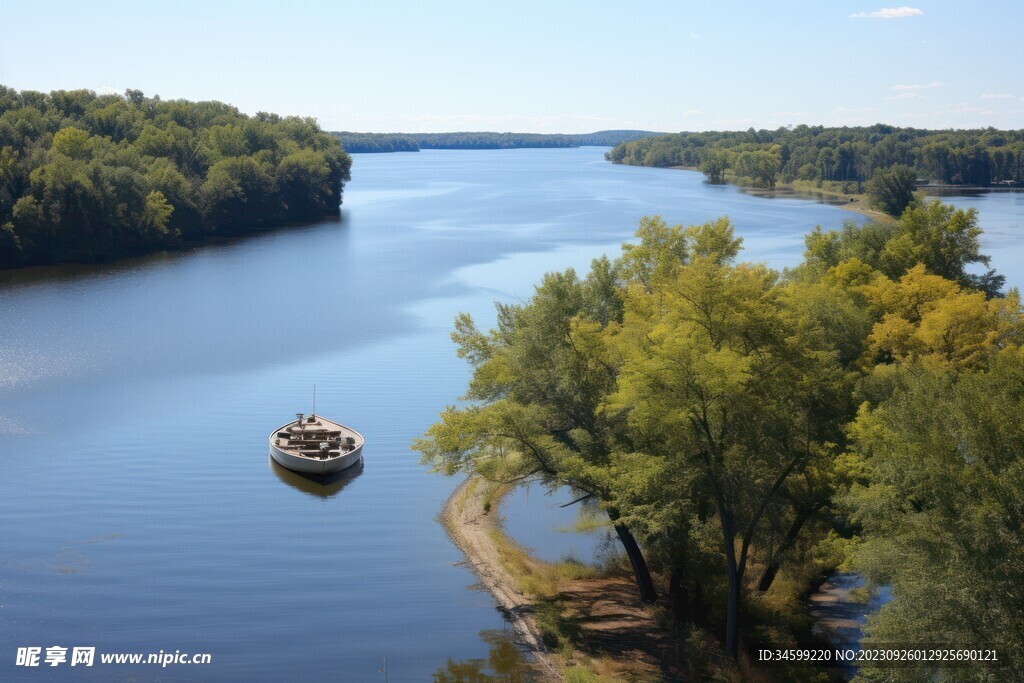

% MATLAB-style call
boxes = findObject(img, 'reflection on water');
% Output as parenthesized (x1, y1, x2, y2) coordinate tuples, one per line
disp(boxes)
(269, 456, 365, 498)
(739, 186, 857, 208)
(810, 573, 892, 645)
(432, 630, 536, 682)
(809, 573, 894, 680)
(500, 483, 616, 566)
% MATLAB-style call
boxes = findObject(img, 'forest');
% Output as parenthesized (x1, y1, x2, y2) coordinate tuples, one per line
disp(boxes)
(416, 198, 1023, 679)
(0, 86, 351, 267)
(334, 130, 659, 153)
(607, 125, 1024, 189)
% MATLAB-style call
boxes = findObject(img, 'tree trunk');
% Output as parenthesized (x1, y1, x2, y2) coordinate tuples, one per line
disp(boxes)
(692, 577, 706, 625)
(757, 559, 782, 594)
(668, 568, 690, 620)
(757, 508, 815, 592)
(609, 513, 657, 603)
(725, 564, 740, 660)
(718, 506, 741, 660)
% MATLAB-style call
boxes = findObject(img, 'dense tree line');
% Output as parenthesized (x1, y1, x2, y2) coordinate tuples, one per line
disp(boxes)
(334, 130, 659, 153)
(417, 199, 1023, 678)
(607, 124, 1024, 189)
(331, 132, 420, 153)
(0, 86, 351, 267)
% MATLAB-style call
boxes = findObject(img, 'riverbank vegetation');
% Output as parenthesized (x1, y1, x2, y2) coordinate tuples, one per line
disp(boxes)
(0, 85, 351, 268)
(440, 477, 681, 682)
(334, 130, 660, 153)
(608, 126, 1024, 191)
(418, 197, 1023, 680)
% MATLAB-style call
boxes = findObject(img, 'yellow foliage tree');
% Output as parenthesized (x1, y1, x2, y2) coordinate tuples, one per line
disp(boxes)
(864, 264, 1022, 370)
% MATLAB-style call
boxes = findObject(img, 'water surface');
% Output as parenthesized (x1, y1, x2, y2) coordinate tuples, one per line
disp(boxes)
(3, 148, 1013, 681)
(941, 191, 1024, 286)
(499, 484, 615, 567)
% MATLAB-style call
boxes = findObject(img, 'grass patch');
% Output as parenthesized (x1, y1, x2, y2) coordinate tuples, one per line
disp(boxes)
(563, 667, 601, 683)
(555, 509, 612, 534)
(486, 527, 601, 598)
(534, 598, 582, 652)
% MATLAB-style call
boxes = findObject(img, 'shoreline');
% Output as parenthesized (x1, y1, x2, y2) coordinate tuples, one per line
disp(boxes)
(0, 211, 345, 280)
(440, 476, 685, 681)
(439, 476, 561, 679)
(659, 163, 1022, 220)
(441, 476, 867, 681)
(666, 165, 896, 223)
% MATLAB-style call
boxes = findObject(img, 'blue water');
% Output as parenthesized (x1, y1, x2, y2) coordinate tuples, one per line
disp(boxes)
(499, 483, 615, 566)
(940, 192, 1024, 287)
(0, 147, 1016, 681)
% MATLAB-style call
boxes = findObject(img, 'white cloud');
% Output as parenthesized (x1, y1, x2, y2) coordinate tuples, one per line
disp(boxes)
(712, 117, 758, 128)
(690, 32, 701, 39)
(891, 81, 944, 90)
(683, 110, 707, 117)
(95, 86, 121, 96)
(835, 106, 879, 112)
(980, 93, 1013, 100)
(850, 6, 923, 19)
(885, 92, 927, 100)
(771, 111, 812, 117)
(934, 104, 985, 115)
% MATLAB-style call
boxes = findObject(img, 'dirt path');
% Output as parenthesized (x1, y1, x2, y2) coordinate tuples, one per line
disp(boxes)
(559, 577, 682, 678)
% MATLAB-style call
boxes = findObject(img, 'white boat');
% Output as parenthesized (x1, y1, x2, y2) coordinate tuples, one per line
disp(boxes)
(269, 412, 364, 475)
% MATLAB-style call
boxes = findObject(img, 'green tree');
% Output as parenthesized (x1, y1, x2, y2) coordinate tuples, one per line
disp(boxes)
(734, 149, 781, 188)
(701, 148, 730, 183)
(866, 164, 918, 217)
(0, 85, 351, 268)
(51, 127, 93, 161)
(881, 199, 1004, 295)
(276, 149, 333, 218)
(796, 200, 1003, 296)
(846, 347, 1024, 681)
(139, 190, 174, 239)
(414, 256, 660, 602)
(607, 237, 846, 658)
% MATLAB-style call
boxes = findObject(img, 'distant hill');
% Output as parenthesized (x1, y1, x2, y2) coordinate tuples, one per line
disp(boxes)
(333, 130, 662, 153)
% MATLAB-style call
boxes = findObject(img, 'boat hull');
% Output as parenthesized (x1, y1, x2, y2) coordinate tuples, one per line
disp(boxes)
(270, 440, 363, 474)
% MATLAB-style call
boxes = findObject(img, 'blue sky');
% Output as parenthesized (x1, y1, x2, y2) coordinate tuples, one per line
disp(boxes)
(1, 1, 1021, 133)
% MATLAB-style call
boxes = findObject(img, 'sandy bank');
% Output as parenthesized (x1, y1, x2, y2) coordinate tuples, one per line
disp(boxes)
(440, 477, 561, 679)
(440, 476, 684, 681)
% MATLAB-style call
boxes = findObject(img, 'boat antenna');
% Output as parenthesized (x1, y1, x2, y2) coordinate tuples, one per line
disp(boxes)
(312, 384, 316, 418)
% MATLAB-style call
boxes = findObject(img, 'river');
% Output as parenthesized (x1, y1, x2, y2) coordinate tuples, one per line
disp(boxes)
(0, 147, 1018, 681)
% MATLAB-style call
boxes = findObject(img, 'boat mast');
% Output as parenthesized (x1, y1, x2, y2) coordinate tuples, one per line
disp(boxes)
(312, 384, 316, 418)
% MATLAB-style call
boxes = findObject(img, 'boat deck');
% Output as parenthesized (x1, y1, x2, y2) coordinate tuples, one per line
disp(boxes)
(272, 415, 362, 460)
